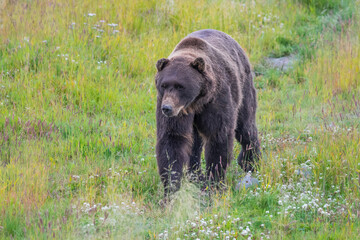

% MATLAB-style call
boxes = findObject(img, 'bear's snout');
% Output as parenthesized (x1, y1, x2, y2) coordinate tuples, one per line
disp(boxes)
(161, 104, 173, 117)
(161, 94, 183, 117)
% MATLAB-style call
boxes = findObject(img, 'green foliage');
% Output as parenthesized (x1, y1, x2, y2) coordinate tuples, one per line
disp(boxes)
(297, 0, 352, 14)
(271, 36, 295, 57)
(0, 0, 359, 239)
(1, 208, 26, 239)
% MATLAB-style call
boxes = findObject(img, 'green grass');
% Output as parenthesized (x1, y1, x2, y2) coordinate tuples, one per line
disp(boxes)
(0, 0, 359, 239)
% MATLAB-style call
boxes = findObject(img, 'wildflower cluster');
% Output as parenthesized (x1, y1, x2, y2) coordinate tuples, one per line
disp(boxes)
(158, 215, 270, 240)
(248, 158, 351, 221)
(79, 200, 144, 235)
(261, 131, 312, 149)
(277, 180, 349, 220)
(251, 12, 283, 34)
(70, 14, 120, 38)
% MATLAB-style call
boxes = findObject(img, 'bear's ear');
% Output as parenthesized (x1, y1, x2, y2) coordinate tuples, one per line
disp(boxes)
(156, 58, 170, 72)
(190, 57, 205, 73)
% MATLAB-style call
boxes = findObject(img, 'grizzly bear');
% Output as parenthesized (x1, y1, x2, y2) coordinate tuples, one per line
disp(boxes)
(155, 29, 260, 197)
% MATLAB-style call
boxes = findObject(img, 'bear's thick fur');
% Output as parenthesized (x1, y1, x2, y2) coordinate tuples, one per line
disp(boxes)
(155, 29, 260, 196)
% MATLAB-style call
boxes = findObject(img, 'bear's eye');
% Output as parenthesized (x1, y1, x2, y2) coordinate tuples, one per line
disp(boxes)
(161, 84, 167, 89)
(174, 84, 184, 90)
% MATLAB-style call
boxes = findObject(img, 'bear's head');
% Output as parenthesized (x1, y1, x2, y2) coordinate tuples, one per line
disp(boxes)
(155, 57, 208, 117)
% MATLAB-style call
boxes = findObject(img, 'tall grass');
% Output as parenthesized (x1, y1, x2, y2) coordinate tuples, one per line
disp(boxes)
(0, 0, 359, 239)
(307, 22, 360, 97)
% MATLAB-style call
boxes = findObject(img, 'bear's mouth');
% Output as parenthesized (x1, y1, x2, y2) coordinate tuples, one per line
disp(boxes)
(161, 98, 196, 117)
(161, 104, 185, 117)
(161, 95, 186, 117)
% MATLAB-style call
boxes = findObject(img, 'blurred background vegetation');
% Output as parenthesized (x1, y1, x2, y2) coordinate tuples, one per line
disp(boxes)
(0, 0, 359, 239)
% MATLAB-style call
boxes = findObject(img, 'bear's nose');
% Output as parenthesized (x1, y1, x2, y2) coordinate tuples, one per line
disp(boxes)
(161, 105, 173, 116)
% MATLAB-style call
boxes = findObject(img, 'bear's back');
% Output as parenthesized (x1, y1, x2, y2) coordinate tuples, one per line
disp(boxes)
(186, 29, 251, 75)
(187, 29, 239, 52)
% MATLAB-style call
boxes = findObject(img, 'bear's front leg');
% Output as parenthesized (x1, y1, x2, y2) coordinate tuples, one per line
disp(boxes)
(156, 112, 194, 199)
(188, 126, 203, 177)
(156, 134, 192, 197)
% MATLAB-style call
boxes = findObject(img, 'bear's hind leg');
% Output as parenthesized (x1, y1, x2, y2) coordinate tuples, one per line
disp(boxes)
(235, 121, 260, 172)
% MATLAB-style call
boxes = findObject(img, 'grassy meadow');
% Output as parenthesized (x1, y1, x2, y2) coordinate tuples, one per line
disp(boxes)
(0, 0, 359, 239)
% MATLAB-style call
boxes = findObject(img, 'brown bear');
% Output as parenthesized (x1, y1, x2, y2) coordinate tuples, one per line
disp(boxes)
(155, 29, 260, 197)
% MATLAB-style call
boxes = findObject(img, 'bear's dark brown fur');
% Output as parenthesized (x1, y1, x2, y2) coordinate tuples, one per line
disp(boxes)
(155, 29, 260, 196)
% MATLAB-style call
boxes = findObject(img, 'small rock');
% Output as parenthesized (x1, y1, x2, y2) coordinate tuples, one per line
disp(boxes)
(236, 173, 259, 190)
(265, 55, 297, 71)
(294, 165, 312, 180)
